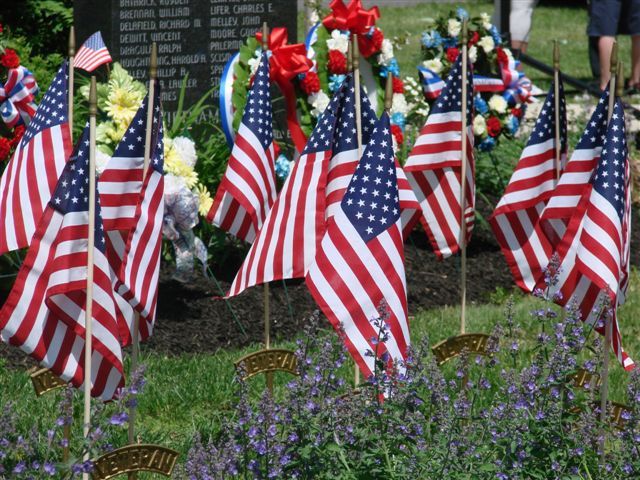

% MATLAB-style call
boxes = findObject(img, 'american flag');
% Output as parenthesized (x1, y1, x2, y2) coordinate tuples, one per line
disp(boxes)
(306, 112, 410, 377)
(0, 125, 124, 400)
(111, 85, 164, 344)
(546, 99, 633, 370)
(225, 79, 345, 297)
(0, 62, 72, 255)
(490, 78, 567, 292)
(404, 55, 474, 258)
(207, 53, 277, 243)
(74, 32, 112, 72)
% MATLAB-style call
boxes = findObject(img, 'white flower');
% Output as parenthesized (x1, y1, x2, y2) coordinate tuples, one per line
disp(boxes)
(391, 93, 409, 115)
(488, 94, 507, 114)
(422, 58, 443, 74)
(95, 149, 111, 176)
(164, 173, 188, 197)
(309, 10, 320, 24)
(468, 45, 478, 63)
(447, 18, 461, 37)
(478, 35, 495, 54)
(326, 29, 350, 54)
(308, 91, 330, 117)
(472, 115, 486, 136)
(248, 53, 261, 76)
(480, 12, 492, 30)
(377, 38, 395, 66)
(172, 136, 197, 168)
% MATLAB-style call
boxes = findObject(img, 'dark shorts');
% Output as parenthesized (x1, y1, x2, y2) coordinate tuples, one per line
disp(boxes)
(588, 0, 640, 36)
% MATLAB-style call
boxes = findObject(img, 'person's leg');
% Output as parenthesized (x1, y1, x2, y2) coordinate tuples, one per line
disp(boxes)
(510, 0, 535, 54)
(588, 0, 623, 89)
(632, 35, 640, 86)
(599, 36, 616, 89)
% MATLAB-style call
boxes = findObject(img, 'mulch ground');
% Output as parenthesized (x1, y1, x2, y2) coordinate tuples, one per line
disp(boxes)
(3, 197, 640, 369)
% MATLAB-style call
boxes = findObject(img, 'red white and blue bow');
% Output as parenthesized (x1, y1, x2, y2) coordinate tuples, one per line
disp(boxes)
(0, 66, 38, 128)
(499, 57, 532, 106)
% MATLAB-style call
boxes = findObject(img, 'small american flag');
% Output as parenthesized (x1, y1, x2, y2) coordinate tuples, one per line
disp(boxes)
(207, 53, 277, 243)
(74, 32, 113, 73)
(0, 61, 72, 255)
(490, 78, 567, 292)
(306, 112, 410, 377)
(548, 99, 633, 371)
(404, 55, 474, 259)
(0, 125, 124, 400)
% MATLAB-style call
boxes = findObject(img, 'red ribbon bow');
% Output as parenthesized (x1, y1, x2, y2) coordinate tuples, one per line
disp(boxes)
(322, 0, 381, 57)
(256, 27, 313, 153)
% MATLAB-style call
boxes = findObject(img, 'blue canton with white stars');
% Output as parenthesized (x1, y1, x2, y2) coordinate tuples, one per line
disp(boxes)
(82, 31, 107, 51)
(575, 87, 609, 151)
(243, 53, 273, 150)
(331, 75, 377, 155)
(341, 113, 400, 242)
(50, 125, 106, 252)
(23, 61, 68, 143)
(527, 78, 566, 149)
(593, 100, 627, 220)
(301, 79, 344, 155)
(432, 55, 473, 124)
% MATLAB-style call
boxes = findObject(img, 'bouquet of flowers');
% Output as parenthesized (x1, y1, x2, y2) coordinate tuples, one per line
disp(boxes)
(0, 23, 38, 162)
(419, 8, 529, 151)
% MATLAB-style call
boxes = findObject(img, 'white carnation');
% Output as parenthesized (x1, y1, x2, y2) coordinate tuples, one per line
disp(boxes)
(478, 35, 495, 54)
(472, 115, 486, 136)
(248, 54, 261, 76)
(480, 12, 492, 30)
(377, 38, 395, 66)
(95, 149, 111, 176)
(468, 45, 478, 63)
(309, 91, 330, 117)
(447, 18, 461, 37)
(172, 136, 197, 168)
(391, 93, 409, 115)
(422, 58, 443, 74)
(488, 94, 507, 114)
(327, 29, 350, 54)
(164, 173, 188, 197)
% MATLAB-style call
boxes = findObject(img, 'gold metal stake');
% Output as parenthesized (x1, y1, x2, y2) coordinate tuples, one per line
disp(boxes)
(68, 27, 75, 143)
(459, 20, 469, 335)
(127, 43, 157, 480)
(83, 76, 98, 480)
(553, 40, 561, 181)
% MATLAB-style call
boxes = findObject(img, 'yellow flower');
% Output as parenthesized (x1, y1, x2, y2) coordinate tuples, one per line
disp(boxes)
(105, 86, 143, 128)
(195, 183, 213, 216)
(164, 141, 199, 188)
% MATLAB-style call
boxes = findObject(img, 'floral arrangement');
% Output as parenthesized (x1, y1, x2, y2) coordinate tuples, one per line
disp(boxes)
(0, 23, 38, 162)
(419, 8, 529, 151)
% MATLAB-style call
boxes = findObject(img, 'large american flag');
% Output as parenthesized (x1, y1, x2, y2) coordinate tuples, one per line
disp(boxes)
(0, 62, 72, 255)
(109, 85, 164, 344)
(490, 78, 567, 292)
(306, 112, 410, 377)
(207, 53, 277, 243)
(0, 125, 124, 400)
(404, 55, 474, 258)
(74, 32, 113, 72)
(547, 99, 633, 370)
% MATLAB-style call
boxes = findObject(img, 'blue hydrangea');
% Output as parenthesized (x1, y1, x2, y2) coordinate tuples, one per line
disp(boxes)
(478, 136, 496, 151)
(456, 7, 469, 20)
(329, 74, 346, 93)
(490, 25, 502, 45)
(275, 154, 293, 180)
(391, 112, 406, 129)
(442, 35, 459, 48)
(506, 114, 519, 135)
(380, 58, 399, 78)
(474, 95, 489, 115)
(421, 30, 442, 49)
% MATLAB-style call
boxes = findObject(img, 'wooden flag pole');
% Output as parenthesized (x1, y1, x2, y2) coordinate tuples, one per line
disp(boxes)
(553, 40, 561, 181)
(352, 33, 363, 387)
(83, 76, 98, 480)
(68, 27, 75, 143)
(459, 20, 469, 335)
(599, 47, 618, 463)
(127, 45, 157, 477)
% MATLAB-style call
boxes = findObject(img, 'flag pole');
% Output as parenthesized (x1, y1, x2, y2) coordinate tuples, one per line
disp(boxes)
(459, 20, 469, 335)
(260, 22, 274, 394)
(553, 40, 561, 181)
(352, 33, 363, 387)
(83, 76, 98, 480)
(599, 51, 620, 462)
(127, 43, 157, 469)
(68, 27, 75, 143)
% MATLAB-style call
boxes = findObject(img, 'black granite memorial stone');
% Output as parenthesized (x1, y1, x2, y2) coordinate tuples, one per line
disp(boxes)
(74, 0, 298, 121)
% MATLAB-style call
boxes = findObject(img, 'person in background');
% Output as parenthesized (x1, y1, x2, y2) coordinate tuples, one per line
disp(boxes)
(588, 0, 640, 91)
(509, 0, 538, 58)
